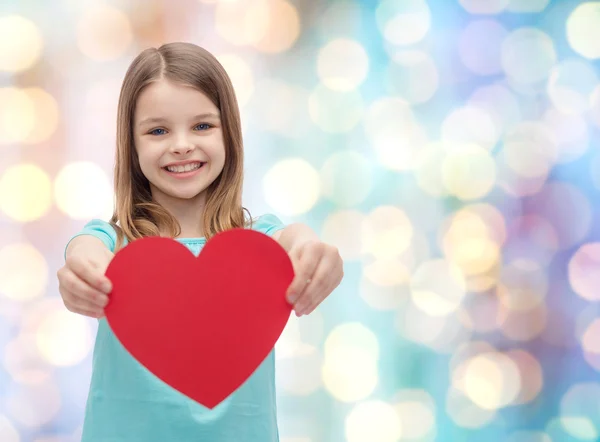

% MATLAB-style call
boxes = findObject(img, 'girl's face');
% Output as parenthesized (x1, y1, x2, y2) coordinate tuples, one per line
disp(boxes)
(133, 78, 226, 208)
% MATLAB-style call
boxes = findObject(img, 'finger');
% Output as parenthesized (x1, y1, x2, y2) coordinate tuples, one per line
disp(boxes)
(60, 270, 109, 309)
(68, 256, 112, 294)
(294, 259, 340, 315)
(286, 249, 322, 303)
(64, 300, 105, 319)
(62, 290, 105, 318)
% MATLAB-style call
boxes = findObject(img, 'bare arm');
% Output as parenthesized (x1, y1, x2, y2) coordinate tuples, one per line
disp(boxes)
(66, 235, 114, 271)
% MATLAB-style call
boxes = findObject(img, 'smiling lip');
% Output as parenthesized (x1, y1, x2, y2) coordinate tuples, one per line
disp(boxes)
(162, 161, 206, 179)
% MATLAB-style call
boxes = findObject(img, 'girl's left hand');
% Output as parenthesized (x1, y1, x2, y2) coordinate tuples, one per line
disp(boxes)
(285, 240, 344, 316)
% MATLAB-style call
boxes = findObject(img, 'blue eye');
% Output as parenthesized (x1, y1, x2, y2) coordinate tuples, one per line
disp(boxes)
(195, 123, 212, 131)
(149, 128, 167, 136)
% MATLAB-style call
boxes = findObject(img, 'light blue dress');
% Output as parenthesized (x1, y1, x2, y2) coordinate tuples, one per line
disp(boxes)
(66, 214, 286, 442)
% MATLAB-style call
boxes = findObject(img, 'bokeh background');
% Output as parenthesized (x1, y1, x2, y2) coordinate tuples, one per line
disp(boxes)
(2, 0, 600, 441)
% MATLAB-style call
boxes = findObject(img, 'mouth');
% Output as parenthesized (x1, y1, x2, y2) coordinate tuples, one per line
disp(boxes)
(163, 162, 206, 174)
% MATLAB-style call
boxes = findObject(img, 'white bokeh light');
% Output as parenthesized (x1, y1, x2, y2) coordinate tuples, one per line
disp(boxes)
(0, 15, 43, 73)
(0, 164, 52, 222)
(345, 401, 402, 442)
(0, 243, 48, 302)
(387, 50, 439, 104)
(317, 39, 369, 91)
(54, 162, 114, 220)
(501, 28, 557, 85)
(308, 84, 364, 133)
(320, 151, 373, 207)
(263, 159, 320, 216)
(566, 2, 600, 59)
(375, 0, 431, 46)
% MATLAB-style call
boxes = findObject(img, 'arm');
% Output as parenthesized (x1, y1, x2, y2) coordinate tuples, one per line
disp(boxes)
(272, 222, 319, 252)
(66, 235, 115, 269)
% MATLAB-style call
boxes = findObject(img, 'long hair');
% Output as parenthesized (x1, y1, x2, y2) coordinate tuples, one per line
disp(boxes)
(110, 42, 248, 250)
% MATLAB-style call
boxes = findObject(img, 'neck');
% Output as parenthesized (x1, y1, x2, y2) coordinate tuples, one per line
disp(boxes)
(154, 193, 207, 238)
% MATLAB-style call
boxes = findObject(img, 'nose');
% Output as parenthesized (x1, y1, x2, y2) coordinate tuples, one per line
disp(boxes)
(171, 136, 195, 155)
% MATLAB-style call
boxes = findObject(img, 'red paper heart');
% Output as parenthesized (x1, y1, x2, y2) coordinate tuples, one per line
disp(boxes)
(104, 228, 294, 409)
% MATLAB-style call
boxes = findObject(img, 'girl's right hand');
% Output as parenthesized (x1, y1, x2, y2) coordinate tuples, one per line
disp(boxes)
(57, 255, 112, 318)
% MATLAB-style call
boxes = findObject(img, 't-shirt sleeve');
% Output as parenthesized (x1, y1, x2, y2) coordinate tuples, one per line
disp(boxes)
(252, 213, 286, 237)
(64, 219, 118, 259)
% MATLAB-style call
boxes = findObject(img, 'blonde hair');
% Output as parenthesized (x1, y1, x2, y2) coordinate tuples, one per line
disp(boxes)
(110, 42, 249, 250)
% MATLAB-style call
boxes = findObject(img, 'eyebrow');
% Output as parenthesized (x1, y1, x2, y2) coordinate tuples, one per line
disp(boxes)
(137, 112, 221, 127)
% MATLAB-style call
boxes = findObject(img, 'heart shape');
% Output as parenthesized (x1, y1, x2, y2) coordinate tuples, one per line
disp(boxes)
(104, 228, 294, 409)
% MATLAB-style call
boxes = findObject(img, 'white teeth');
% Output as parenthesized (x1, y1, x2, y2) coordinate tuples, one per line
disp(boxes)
(166, 163, 202, 173)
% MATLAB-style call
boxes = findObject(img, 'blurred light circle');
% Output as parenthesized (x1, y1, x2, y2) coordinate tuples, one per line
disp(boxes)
(442, 106, 499, 151)
(545, 417, 596, 442)
(215, 0, 270, 46)
(505, 349, 544, 405)
(345, 400, 402, 442)
(569, 243, 600, 302)
(0, 88, 35, 145)
(387, 50, 439, 104)
(0, 243, 48, 302)
(0, 415, 20, 442)
(504, 215, 558, 266)
(446, 387, 496, 428)
(308, 84, 364, 133)
(36, 309, 94, 366)
(376, 0, 430, 46)
(361, 259, 410, 310)
(507, 0, 549, 12)
(54, 162, 113, 220)
(441, 207, 502, 276)
(77, 4, 133, 61)
(6, 381, 61, 427)
(3, 333, 51, 385)
(502, 121, 558, 178)
(322, 210, 366, 261)
(544, 108, 589, 164)
(364, 97, 428, 170)
(459, 295, 503, 334)
(317, 1, 362, 40)
(252, 78, 310, 139)
(216, 54, 254, 107)
(410, 259, 466, 316)
(499, 303, 547, 342)
(362, 206, 413, 260)
(566, 2, 600, 59)
(320, 151, 372, 207)
(363, 258, 409, 288)
(459, 0, 509, 14)
(317, 39, 369, 92)
(547, 59, 598, 115)
(0, 164, 52, 222)
(590, 85, 600, 128)
(469, 84, 521, 135)
(560, 418, 598, 441)
(455, 351, 521, 410)
(397, 302, 472, 353)
(0, 15, 43, 73)
(507, 431, 551, 442)
(22, 88, 60, 145)
(501, 28, 557, 85)
(322, 323, 379, 402)
(263, 158, 320, 216)
(560, 382, 600, 437)
(392, 389, 436, 439)
(496, 151, 550, 198)
(324, 322, 379, 360)
(528, 182, 592, 250)
(498, 259, 548, 311)
(276, 345, 322, 396)
(458, 20, 507, 76)
(441, 144, 497, 201)
(582, 319, 600, 359)
(413, 142, 449, 197)
(253, 0, 300, 53)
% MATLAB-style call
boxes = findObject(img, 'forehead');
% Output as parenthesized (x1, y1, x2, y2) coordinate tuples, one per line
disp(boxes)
(134, 79, 219, 120)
